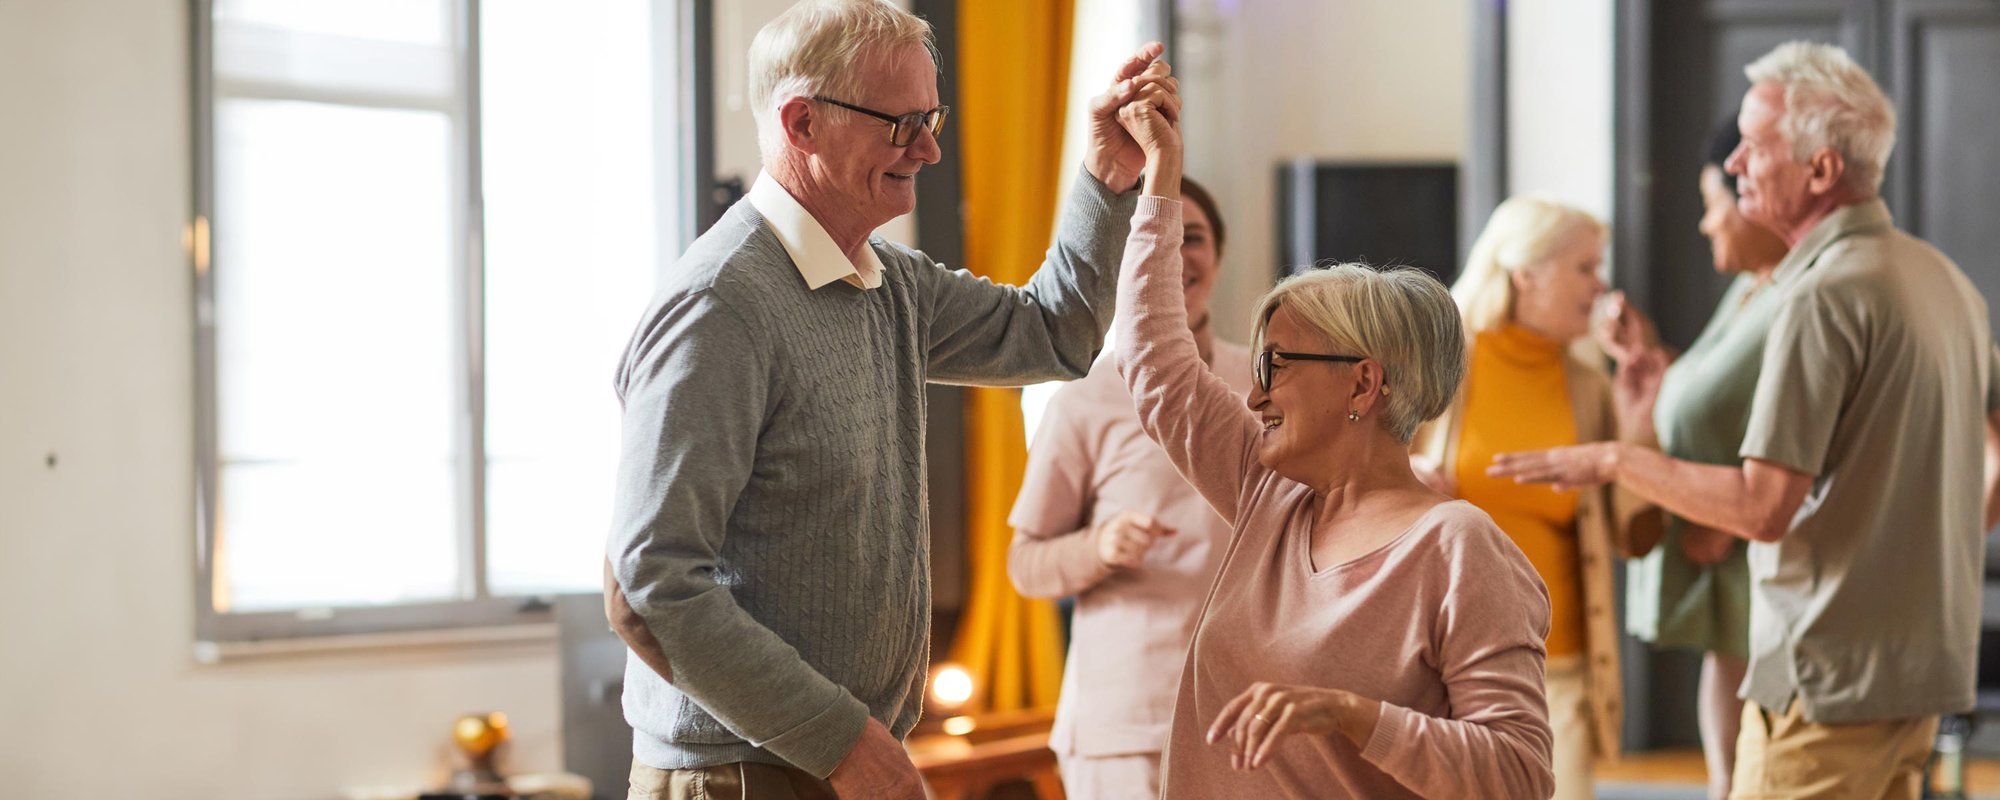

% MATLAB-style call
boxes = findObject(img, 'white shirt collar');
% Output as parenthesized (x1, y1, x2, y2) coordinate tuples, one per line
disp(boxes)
(747, 170, 886, 291)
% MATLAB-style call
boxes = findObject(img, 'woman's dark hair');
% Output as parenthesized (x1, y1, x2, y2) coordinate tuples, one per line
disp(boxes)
(1181, 176, 1226, 257)
(1705, 119, 1742, 196)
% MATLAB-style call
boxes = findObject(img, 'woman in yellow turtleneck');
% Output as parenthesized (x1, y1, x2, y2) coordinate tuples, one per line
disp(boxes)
(1412, 197, 1653, 800)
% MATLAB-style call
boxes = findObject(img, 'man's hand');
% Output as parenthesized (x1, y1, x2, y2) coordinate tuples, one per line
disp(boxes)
(1487, 442, 1623, 492)
(1084, 42, 1173, 190)
(827, 717, 927, 800)
(1093, 510, 1176, 569)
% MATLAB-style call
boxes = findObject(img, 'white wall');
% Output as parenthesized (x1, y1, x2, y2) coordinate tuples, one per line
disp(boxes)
(1178, 0, 1470, 343)
(1506, 0, 1615, 220)
(0, 2, 562, 798)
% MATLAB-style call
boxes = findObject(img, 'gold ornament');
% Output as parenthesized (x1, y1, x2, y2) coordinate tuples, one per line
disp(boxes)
(453, 712, 511, 759)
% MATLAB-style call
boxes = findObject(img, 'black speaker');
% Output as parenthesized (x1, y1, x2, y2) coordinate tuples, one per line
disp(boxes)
(1275, 159, 1460, 285)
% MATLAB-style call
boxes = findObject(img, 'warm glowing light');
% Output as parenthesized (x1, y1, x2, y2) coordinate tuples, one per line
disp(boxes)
(942, 715, 976, 736)
(931, 664, 974, 707)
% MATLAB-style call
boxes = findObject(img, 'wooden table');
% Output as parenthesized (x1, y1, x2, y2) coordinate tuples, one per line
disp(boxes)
(906, 709, 1066, 800)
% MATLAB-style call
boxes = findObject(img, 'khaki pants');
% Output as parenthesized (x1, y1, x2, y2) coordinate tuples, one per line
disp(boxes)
(1547, 656, 1596, 800)
(1730, 699, 1937, 800)
(1055, 751, 1161, 800)
(628, 760, 838, 800)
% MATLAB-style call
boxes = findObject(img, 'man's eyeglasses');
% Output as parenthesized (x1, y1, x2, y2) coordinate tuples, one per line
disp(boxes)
(812, 95, 950, 147)
(1255, 350, 1367, 392)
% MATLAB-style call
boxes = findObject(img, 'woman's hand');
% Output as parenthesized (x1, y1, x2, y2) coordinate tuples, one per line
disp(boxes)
(1207, 682, 1380, 770)
(1595, 291, 1662, 365)
(1680, 523, 1736, 565)
(1093, 509, 1176, 569)
(1613, 346, 1668, 441)
(1114, 64, 1183, 199)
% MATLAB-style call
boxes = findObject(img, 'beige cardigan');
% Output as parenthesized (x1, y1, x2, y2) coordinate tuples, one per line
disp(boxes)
(1412, 353, 1659, 757)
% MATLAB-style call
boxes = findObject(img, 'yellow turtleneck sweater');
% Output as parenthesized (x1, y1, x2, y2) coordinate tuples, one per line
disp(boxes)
(1454, 324, 1585, 657)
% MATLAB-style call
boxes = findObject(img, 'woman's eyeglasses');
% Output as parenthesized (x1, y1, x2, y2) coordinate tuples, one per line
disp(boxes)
(1255, 350, 1367, 392)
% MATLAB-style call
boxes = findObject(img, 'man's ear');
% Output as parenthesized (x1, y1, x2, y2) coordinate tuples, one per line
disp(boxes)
(1806, 146, 1848, 196)
(778, 96, 819, 154)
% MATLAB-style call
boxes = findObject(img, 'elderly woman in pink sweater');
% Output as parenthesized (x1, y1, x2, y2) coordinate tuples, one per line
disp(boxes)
(1108, 90, 1555, 798)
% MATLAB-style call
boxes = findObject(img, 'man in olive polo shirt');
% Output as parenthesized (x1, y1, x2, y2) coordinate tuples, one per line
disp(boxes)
(1491, 41, 2000, 798)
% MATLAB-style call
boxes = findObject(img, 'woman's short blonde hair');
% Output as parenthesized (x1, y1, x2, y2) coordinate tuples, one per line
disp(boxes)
(1252, 264, 1466, 443)
(748, 0, 938, 158)
(1453, 196, 1606, 333)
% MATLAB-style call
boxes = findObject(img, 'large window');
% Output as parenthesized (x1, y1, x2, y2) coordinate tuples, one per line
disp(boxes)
(194, 0, 681, 643)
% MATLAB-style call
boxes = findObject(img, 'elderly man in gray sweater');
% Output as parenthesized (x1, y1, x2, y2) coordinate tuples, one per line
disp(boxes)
(603, 1, 1178, 798)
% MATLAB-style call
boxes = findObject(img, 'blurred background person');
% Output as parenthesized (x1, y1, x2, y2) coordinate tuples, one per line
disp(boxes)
(1414, 196, 1643, 800)
(1007, 177, 1251, 800)
(1598, 119, 1791, 800)
(1490, 42, 2000, 798)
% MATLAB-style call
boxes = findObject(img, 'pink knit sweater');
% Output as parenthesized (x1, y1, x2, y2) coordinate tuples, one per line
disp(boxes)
(1114, 197, 1556, 799)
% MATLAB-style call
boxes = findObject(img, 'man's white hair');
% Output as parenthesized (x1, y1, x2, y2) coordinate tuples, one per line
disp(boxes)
(748, 0, 938, 159)
(1744, 41, 1897, 194)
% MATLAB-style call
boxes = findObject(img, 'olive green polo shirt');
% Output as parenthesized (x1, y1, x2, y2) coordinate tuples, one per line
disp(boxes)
(1738, 199, 2000, 723)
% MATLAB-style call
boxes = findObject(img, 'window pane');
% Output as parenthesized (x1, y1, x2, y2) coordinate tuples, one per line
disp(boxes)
(215, 0, 449, 46)
(213, 98, 461, 611)
(219, 462, 459, 611)
(480, 0, 667, 595)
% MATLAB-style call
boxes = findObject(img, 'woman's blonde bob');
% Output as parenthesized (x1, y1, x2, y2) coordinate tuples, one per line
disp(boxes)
(1252, 264, 1466, 443)
(1452, 196, 1607, 333)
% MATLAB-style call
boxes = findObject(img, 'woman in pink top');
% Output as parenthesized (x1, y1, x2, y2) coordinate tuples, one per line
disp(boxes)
(1108, 89, 1555, 798)
(1008, 177, 1252, 800)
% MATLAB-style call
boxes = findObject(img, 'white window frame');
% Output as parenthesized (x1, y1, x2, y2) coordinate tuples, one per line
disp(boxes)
(189, 0, 705, 649)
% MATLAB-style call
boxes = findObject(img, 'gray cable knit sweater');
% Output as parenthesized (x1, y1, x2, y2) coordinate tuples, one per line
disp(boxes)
(608, 169, 1135, 778)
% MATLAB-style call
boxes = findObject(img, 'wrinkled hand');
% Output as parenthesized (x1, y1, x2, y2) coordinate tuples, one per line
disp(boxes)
(1613, 346, 1669, 439)
(1084, 42, 1172, 190)
(1206, 682, 1379, 770)
(1595, 291, 1662, 365)
(1487, 442, 1622, 492)
(828, 717, 926, 800)
(1680, 523, 1736, 565)
(1410, 453, 1456, 497)
(1114, 63, 1182, 162)
(1094, 509, 1176, 569)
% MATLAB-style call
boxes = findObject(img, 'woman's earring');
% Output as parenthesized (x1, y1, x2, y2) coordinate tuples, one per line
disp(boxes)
(1347, 410, 1361, 422)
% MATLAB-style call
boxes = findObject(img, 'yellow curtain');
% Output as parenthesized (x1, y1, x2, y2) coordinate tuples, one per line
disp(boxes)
(945, 0, 1075, 715)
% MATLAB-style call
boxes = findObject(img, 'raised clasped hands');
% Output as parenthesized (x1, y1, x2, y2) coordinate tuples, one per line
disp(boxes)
(1085, 41, 1182, 190)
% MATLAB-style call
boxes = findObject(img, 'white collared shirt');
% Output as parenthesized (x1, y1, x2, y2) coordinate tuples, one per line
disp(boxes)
(746, 170, 887, 290)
